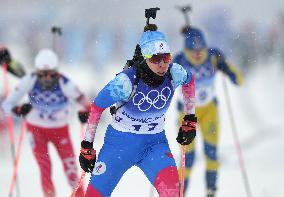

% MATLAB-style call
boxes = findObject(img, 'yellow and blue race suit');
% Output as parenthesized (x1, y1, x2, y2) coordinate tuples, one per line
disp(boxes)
(173, 48, 243, 192)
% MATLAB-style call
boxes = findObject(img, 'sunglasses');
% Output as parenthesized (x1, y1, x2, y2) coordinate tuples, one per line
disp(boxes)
(148, 53, 172, 64)
(37, 70, 58, 78)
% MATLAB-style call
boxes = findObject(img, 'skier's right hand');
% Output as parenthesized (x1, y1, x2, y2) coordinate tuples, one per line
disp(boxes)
(79, 140, 96, 173)
(12, 103, 32, 117)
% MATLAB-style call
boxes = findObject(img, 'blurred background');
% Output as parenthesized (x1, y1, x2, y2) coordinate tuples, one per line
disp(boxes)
(1, 0, 284, 197)
(0, 0, 283, 75)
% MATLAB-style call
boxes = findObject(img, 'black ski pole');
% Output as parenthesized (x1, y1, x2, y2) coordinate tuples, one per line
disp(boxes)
(222, 76, 253, 197)
(51, 26, 62, 53)
(176, 5, 192, 27)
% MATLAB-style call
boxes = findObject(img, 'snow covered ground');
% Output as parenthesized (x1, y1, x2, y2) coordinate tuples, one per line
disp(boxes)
(1, 62, 284, 197)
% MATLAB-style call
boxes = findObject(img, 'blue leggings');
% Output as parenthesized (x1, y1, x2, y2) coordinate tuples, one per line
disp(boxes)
(86, 125, 179, 197)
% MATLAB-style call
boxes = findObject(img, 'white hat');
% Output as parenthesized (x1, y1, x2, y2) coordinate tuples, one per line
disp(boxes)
(35, 48, 58, 70)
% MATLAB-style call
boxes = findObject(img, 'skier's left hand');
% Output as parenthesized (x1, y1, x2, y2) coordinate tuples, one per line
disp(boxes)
(229, 72, 244, 86)
(12, 103, 32, 117)
(78, 110, 89, 124)
(176, 114, 197, 145)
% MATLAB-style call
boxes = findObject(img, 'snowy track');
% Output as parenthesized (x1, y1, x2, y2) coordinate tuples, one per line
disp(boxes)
(1, 63, 284, 197)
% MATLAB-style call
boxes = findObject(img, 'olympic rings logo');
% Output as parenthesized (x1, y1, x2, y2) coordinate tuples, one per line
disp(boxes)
(132, 87, 172, 112)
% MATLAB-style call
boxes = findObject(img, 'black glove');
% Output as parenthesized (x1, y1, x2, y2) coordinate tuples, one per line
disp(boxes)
(79, 140, 96, 173)
(1, 47, 25, 78)
(176, 114, 197, 145)
(78, 111, 89, 123)
(12, 103, 32, 117)
(0, 47, 11, 64)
